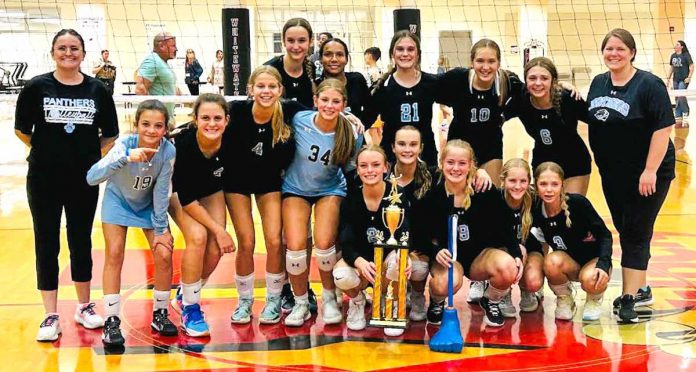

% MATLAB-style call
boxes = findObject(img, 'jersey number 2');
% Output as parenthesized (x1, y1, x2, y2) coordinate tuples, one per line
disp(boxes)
(308, 145, 331, 165)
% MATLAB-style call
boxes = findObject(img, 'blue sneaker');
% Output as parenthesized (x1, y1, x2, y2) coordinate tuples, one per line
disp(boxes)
(171, 286, 183, 315)
(181, 304, 210, 337)
(260, 295, 282, 324)
(230, 298, 254, 324)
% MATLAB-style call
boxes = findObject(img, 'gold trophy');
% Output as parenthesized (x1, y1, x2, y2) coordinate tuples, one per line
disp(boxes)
(370, 175, 409, 329)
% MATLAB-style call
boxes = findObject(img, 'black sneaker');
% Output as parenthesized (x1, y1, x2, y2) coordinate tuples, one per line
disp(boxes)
(612, 286, 654, 313)
(480, 297, 504, 327)
(426, 300, 445, 325)
(151, 309, 178, 336)
(617, 294, 639, 323)
(308, 286, 318, 314)
(281, 283, 295, 314)
(102, 316, 125, 346)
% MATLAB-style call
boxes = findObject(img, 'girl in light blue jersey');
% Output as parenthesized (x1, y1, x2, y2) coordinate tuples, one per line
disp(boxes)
(282, 78, 363, 326)
(86, 100, 177, 346)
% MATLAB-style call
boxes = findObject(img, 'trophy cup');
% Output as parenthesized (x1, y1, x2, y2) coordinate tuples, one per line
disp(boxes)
(369, 175, 409, 329)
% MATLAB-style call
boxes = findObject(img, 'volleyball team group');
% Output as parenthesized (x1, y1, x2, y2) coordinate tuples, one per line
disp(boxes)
(15, 17, 675, 348)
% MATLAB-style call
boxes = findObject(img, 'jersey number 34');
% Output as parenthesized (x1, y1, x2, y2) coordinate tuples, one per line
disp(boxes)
(308, 145, 331, 166)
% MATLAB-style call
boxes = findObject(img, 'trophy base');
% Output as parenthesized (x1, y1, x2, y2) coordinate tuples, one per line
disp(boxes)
(368, 319, 408, 329)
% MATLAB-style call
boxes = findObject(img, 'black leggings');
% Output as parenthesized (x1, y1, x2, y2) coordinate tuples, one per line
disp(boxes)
(601, 176, 671, 270)
(187, 83, 200, 95)
(27, 165, 99, 290)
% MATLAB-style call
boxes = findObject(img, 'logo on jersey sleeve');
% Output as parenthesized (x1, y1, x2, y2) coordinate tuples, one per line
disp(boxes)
(552, 236, 567, 250)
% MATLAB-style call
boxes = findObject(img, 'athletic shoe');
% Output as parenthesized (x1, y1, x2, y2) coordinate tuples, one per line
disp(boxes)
(617, 294, 639, 323)
(322, 293, 342, 325)
(499, 291, 517, 318)
(409, 291, 427, 321)
(582, 296, 603, 321)
(75, 302, 105, 329)
(520, 290, 540, 312)
(480, 297, 505, 327)
(426, 300, 445, 325)
(613, 286, 653, 313)
(466, 281, 486, 303)
(36, 314, 61, 342)
(102, 316, 125, 346)
(555, 295, 576, 320)
(259, 295, 282, 324)
(230, 298, 254, 324)
(346, 293, 367, 331)
(171, 286, 183, 314)
(308, 286, 318, 314)
(151, 309, 178, 336)
(181, 304, 210, 337)
(384, 327, 405, 336)
(280, 283, 295, 314)
(284, 301, 311, 327)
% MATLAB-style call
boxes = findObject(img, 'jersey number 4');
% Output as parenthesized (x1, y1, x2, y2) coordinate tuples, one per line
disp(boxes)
(132, 176, 153, 190)
(308, 145, 331, 165)
(400, 103, 420, 122)
(251, 142, 263, 156)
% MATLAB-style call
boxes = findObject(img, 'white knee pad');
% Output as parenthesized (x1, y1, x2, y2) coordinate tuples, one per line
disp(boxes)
(286, 250, 308, 276)
(410, 260, 430, 281)
(333, 266, 361, 291)
(385, 250, 401, 281)
(315, 246, 337, 272)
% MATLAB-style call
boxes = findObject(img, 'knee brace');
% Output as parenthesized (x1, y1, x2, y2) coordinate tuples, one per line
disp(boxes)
(410, 260, 430, 281)
(315, 246, 337, 272)
(333, 266, 361, 290)
(286, 250, 308, 276)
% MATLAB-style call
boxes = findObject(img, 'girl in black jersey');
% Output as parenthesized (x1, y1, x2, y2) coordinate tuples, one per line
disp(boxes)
(436, 39, 524, 183)
(533, 162, 612, 321)
(363, 31, 439, 165)
(224, 66, 302, 325)
(422, 140, 523, 328)
(315, 38, 370, 123)
(332, 145, 423, 336)
(509, 57, 591, 195)
(497, 159, 545, 317)
(587, 29, 675, 323)
(263, 18, 315, 107)
(15, 29, 119, 342)
(169, 94, 237, 337)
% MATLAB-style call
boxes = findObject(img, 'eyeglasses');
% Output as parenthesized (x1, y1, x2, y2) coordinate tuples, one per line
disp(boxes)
(54, 46, 83, 54)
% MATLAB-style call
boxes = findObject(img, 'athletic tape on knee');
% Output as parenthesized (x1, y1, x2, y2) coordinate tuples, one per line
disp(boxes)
(410, 260, 430, 281)
(315, 246, 337, 272)
(286, 250, 308, 276)
(333, 266, 361, 290)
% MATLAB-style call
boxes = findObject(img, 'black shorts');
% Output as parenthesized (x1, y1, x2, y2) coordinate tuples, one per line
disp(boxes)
(532, 149, 591, 179)
(468, 134, 503, 165)
(223, 172, 281, 195)
(281, 192, 324, 206)
(455, 246, 508, 279)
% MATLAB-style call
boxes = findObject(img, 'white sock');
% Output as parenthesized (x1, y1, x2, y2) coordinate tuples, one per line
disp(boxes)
(295, 292, 309, 304)
(153, 290, 170, 311)
(266, 272, 285, 296)
(182, 280, 202, 306)
(323, 288, 337, 302)
(550, 282, 572, 296)
(235, 273, 255, 299)
(587, 292, 604, 301)
(485, 284, 509, 303)
(200, 277, 209, 287)
(103, 294, 121, 318)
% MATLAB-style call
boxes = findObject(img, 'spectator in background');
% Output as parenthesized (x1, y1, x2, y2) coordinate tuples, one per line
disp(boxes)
(310, 32, 333, 77)
(208, 49, 225, 94)
(93, 49, 117, 95)
(364, 46, 382, 87)
(667, 40, 693, 153)
(184, 49, 203, 96)
(437, 55, 449, 74)
(136, 32, 180, 119)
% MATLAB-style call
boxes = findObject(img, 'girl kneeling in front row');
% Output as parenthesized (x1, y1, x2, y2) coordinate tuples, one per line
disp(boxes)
(422, 140, 523, 327)
(86, 100, 177, 346)
(532, 162, 612, 321)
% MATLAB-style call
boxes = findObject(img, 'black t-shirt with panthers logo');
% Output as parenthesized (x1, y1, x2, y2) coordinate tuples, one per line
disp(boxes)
(14, 72, 119, 170)
(586, 69, 675, 183)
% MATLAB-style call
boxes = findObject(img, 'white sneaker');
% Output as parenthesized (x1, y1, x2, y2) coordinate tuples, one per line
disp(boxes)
(322, 292, 342, 325)
(284, 301, 311, 327)
(75, 303, 104, 329)
(36, 314, 61, 342)
(384, 327, 405, 336)
(555, 295, 576, 320)
(520, 290, 540, 312)
(409, 291, 427, 321)
(582, 295, 603, 321)
(346, 293, 366, 331)
(499, 292, 517, 318)
(466, 281, 486, 303)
